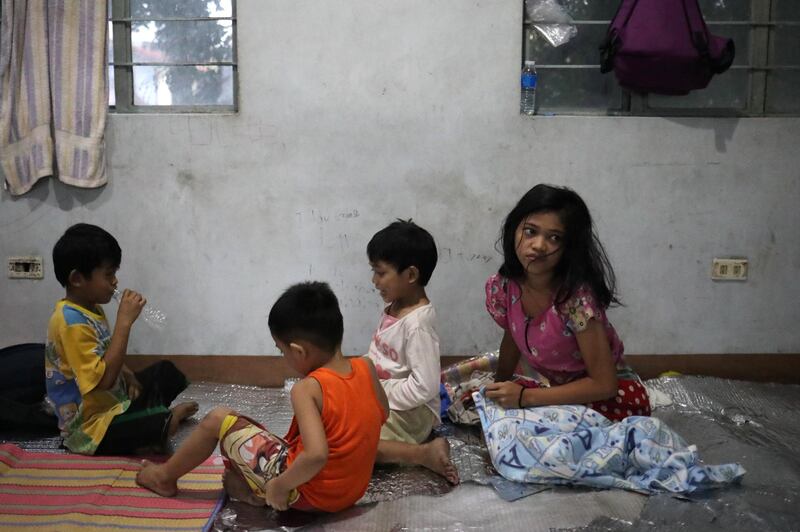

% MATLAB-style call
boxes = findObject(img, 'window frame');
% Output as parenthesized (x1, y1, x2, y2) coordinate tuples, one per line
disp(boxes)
(109, 0, 238, 113)
(521, 0, 800, 117)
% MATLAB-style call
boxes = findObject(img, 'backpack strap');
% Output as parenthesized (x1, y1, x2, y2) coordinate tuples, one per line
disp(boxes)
(600, 0, 639, 74)
(682, 0, 711, 60)
(682, 0, 735, 73)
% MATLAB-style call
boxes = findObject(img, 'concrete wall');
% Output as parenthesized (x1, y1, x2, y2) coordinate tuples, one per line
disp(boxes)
(2, 0, 799, 357)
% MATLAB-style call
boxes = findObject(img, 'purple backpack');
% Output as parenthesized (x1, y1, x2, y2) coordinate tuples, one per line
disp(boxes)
(600, 0, 735, 95)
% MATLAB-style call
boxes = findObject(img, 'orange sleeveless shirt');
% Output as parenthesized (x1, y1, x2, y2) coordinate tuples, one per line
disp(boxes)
(285, 357, 387, 512)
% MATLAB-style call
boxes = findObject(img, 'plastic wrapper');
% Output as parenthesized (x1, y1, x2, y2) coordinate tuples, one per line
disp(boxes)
(441, 352, 498, 424)
(526, 0, 578, 47)
(440, 351, 552, 425)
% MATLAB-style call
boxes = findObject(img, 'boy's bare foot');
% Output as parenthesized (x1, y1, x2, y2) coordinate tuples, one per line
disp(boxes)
(136, 459, 178, 497)
(173, 401, 199, 421)
(420, 437, 460, 485)
(223, 470, 265, 507)
(168, 401, 200, 436)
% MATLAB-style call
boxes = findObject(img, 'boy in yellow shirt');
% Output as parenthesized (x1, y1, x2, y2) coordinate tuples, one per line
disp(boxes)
(46, 223, 197, 455)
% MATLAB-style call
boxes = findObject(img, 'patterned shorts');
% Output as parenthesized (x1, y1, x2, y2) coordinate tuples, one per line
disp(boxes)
(218, 414, 315, 511)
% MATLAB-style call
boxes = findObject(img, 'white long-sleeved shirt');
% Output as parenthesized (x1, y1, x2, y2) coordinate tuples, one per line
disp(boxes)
(366, 304, 441, 422)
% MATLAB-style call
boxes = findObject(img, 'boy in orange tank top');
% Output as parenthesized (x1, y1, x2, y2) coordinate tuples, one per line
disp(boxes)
(136, 282, 389, 512)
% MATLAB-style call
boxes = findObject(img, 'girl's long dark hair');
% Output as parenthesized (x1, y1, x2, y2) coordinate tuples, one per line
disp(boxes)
(497, 184, 620, 308)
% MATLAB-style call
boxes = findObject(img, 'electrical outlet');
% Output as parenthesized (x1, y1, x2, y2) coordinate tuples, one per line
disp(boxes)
(8, 256, 44, 279)
(711, 258, 748, 281)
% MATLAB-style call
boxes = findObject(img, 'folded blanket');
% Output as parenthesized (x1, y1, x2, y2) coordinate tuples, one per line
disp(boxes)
(474, 390, 745, 495)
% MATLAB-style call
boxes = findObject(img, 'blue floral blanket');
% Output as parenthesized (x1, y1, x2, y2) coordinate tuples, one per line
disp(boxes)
(474, 390, 745, 495)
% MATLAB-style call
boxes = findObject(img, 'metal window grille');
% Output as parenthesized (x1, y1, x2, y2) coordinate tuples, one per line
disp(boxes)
(522, 0, 800, 116)
(109, 0, 238, 113)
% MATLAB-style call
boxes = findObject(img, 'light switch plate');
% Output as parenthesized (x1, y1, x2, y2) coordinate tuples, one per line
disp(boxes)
(8, 256, 44, 279)
(711, 258, 748, 281)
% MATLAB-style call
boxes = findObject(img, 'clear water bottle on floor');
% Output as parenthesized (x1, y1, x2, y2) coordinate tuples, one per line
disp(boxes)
(520, 60, 537, 116)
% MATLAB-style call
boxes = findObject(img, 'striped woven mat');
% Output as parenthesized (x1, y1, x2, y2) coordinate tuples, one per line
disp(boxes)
(0, 443, 225, 531)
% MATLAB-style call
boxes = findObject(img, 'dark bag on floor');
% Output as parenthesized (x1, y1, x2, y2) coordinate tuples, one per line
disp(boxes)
(0, 343, 58, 432)
(599, 0, 735, 95)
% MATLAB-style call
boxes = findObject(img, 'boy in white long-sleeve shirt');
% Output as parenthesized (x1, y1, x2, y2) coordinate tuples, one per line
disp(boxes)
(366, 220, 459, 484)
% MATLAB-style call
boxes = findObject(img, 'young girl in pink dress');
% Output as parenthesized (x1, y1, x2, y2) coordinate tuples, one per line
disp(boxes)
(484, 184, 650, 422)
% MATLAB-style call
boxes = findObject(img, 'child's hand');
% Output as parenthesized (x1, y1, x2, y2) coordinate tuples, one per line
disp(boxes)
(122, 366, 142, 401)
(116, 289, 146, 328)
(264, 479, 291, 511)
(485, 381, 525, 409)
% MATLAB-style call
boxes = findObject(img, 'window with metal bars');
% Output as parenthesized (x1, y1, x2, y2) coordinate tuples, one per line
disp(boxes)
(108, 0, 237, 112)
(522, 0, 799, 116)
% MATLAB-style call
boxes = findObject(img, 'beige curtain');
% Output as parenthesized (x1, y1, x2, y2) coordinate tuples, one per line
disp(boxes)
(0, 0, 108, 196)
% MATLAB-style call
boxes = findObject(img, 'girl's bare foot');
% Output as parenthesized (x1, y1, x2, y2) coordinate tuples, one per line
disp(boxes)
(168, 402, 200, 436)
(420, 437, 460, 485)
(136, 459, 178, 497)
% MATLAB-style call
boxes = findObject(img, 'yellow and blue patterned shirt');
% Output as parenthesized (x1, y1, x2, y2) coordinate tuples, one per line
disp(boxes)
(45, 299, 130, 454)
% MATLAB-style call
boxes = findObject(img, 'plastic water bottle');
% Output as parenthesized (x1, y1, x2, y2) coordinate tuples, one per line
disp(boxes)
(112, 288, 167, 331)
(283, 378, 299, 392)
(520, 60, 537, 115)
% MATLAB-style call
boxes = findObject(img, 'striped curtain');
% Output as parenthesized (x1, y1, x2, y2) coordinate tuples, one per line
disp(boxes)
(0, 0, 108, 196)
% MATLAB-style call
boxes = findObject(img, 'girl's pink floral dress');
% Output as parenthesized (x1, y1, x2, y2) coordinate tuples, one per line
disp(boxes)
(485, 273, 650, 421)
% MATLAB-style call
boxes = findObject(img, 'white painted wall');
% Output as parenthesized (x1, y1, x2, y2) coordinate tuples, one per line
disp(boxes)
(2, 0, 799, 357)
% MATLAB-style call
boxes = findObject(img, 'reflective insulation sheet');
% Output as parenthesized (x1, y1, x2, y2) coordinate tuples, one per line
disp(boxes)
(3, 376, 799, 531)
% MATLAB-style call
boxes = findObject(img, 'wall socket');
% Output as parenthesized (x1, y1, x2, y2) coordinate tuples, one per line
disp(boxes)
(8, 256, 44, 279)
(711, 258, 748, 281)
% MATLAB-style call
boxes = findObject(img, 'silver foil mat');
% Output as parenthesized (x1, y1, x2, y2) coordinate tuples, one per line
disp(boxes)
(3, 376, 799, 531)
